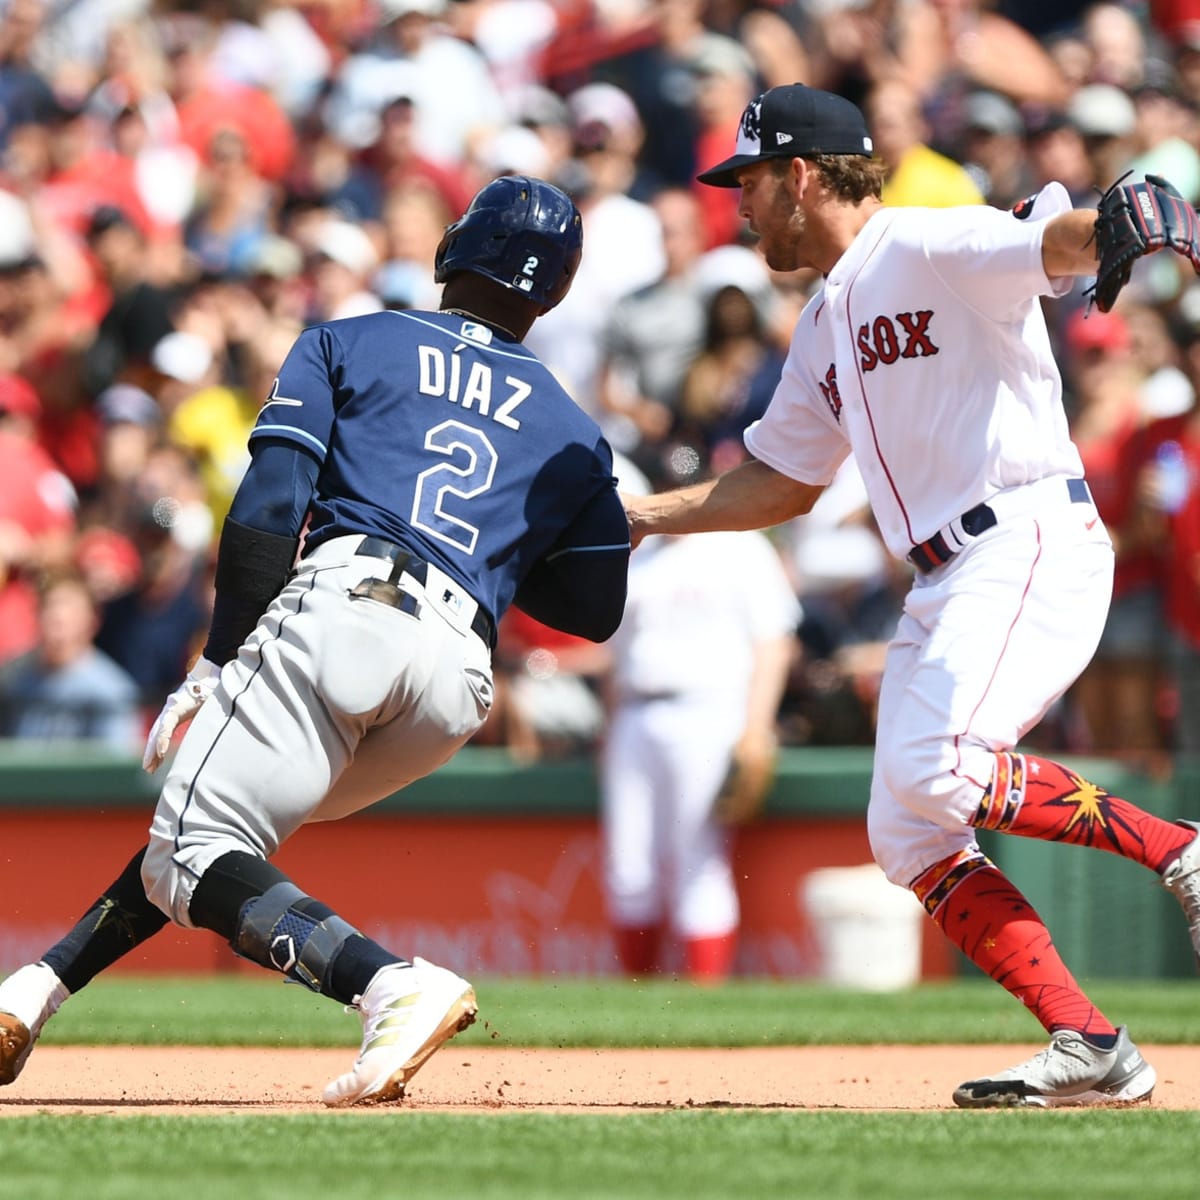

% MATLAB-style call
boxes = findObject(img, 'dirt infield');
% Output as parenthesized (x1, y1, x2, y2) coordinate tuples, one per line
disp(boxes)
(2, 1045, 1200, 1114)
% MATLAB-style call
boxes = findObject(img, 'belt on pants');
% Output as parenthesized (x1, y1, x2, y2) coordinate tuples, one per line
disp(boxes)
(907, 477, 1094, 575)
(350, 536, 496, 649)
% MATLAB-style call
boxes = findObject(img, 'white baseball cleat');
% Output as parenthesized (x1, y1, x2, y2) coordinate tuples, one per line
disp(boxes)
(322, 958, 477, 1107)
(0, 963, 70, 1085)
(952, 1026, 1156, 1108)
(1161, 820, 1200, 962)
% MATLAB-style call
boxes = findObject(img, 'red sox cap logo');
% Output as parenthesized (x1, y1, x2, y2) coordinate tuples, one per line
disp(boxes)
(739, 100, 763, 153)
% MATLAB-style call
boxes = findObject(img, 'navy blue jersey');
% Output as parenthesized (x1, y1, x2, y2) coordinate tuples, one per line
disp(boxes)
(249, 309, 628, 627)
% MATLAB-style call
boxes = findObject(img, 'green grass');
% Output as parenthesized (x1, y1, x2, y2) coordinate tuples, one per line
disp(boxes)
(36, 974, 1200, 1048)
(0, 1110, 1197, 1200)
(10, 975, 1200, 1200)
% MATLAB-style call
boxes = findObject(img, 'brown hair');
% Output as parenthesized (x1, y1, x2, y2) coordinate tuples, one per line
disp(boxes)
(798, 154, 887, 202)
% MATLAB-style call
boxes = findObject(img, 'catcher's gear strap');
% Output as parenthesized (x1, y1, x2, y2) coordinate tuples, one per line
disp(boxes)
(234, 882, 361, 994)
(204, 516, 300, 665)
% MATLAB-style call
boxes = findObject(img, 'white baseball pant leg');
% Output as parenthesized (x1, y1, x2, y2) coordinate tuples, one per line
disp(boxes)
(143, 538, 494, 925)
(866, 501, 1114, 887)
(601, 695, 740, 939)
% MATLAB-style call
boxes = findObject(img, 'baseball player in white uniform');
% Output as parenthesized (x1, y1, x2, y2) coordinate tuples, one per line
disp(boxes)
(601, 503, 799, 980)
(625, 83, 1200, 1107)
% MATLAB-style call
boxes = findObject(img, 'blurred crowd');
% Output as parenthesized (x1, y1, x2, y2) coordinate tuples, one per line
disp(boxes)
(0, 0, 1199, 771)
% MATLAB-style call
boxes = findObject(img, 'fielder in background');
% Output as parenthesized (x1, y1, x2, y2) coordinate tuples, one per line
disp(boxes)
(0, 177, 631, 1106)
(600, 450, 800, 981)
(625, 82, 1200, 1108)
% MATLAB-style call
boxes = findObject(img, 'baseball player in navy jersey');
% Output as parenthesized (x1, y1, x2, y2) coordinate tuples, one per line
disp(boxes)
(0, 176, 631, 1105)
(625, 83, 1200, 1108)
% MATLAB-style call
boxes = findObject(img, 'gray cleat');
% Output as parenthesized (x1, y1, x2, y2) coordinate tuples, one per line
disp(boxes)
(1161, 820, 1200, 963)
(953, 1026, 1156, 1108)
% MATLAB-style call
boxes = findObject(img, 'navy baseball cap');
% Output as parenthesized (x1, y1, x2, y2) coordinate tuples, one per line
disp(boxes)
(697, 84, 874, 188)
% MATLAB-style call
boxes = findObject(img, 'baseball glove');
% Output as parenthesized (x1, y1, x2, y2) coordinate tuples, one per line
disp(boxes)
(1091, 173, 1200, 313)
(712, 735, 778, 826)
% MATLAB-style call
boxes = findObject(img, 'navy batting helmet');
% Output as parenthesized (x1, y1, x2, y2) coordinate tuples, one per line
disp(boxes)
(434, 176, 583, 310)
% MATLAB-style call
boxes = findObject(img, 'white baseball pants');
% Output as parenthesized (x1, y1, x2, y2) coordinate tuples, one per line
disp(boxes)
(143, 536, 494, 925)
(867, 490, 1114, 887)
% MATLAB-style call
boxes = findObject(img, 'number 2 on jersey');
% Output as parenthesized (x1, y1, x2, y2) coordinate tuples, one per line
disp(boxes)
(410, 419, 498, 554)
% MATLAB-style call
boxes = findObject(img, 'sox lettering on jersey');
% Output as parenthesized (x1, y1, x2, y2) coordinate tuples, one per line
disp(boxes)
(818, 364, 842, 422)
(818, 311, 941, 422)
(857, 310, 940, 371)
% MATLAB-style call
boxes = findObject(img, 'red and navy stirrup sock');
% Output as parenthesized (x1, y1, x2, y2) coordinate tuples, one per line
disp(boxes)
(911, 849, 1118, 1046)
(976, 751, 1195, 873)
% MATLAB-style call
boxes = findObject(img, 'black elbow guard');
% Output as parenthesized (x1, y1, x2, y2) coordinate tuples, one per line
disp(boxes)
(204, 518, 300, 664)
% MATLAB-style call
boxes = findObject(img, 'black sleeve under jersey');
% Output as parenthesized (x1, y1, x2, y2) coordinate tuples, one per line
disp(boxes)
(512, 489, 631, 642)
(203, 440, 320, 664)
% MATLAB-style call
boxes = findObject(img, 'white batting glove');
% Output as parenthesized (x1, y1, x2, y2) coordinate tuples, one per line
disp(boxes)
(142, 656, 222, 773)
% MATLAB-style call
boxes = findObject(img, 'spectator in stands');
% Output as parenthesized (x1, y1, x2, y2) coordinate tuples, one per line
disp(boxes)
(1099, 326, 1200, 759)
(702, 0, 810, 92)
(689, 33, 759, 250)
(184, 126, 277, 280)
(133, 319, 251, 532)
(37, 97, 153, 246)
(90, 19, 199, 235)
(143, 328, 215, 429)
(677, 261, 784, 476)
(959, 89, 1035, 208)
(510, 84, 575, 185)
(582, 0, 760, 195)
(0, 0, 56, 153)
(94, 442, 212, 715)
(1022, 105, 1095, 204)
(892, 0, 1071, 153)
(0, 373, 77, 664)
(82, 382, 163, 534)
(597, 187, 710, 457)
(1174, 27, 1200, 112)
(1128, 66, 1200, 205)
(783, 456, 902, 748)
(72, 525, 141, 606)
(1081, 1, 1149, 92)
(523, 83, 665, 421)
(244, 233, 307, 326)
(305, 216, 383, 323)
(326, 0, 504, 169)
(1126, 300, 1196, 422)
(1067, 82, 1138, 192)
(374, 183, 447, 312)
(1063, 306, 1168, 760)
(864, 77, 985, 208)
(165, 12, 296, 186)
(485, 606, 611, 761)
(1146, 326, 1200, 758)
(81, 204, 176, 400)
(452, 0, 561, 104)
(327, 94, 473, 226)
(0, 568, 141, 750)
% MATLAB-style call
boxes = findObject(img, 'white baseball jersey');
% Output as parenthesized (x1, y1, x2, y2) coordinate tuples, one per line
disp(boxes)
(739, 182, 1116, 889)
(607, 530, 800, 704)
(601, 530, 799, 939)
(745, 182, 1083, 559)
